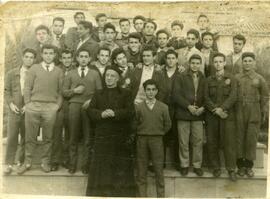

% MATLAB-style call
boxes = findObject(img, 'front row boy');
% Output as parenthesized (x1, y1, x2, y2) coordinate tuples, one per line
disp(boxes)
(173, 54, 205, 176)
(204, 52, 238, 181)
(236, 52, 269, 177)
(135, 79, 171, 198)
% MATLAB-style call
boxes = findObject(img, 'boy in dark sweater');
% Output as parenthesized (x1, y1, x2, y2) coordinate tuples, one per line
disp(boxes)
(63, 48, 102, 174)
(135, 79, 171, 198)
(172, 54, 205, 177)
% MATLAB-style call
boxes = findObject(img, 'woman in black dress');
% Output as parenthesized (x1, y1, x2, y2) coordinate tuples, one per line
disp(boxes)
(86, 66, 136, 197)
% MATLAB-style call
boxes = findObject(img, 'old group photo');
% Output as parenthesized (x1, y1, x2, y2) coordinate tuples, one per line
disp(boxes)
(1, 1, 270, 198)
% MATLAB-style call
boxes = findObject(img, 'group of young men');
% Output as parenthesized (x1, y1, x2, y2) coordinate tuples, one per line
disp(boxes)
(4, 11, 269, 197)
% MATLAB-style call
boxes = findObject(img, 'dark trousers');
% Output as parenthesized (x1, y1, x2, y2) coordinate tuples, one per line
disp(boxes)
(25, 102, 58, 165)
(206, 114, 236, 171)
(5, 111, 25, 165)
(51, 101, 70, 165)
(136, 136, 165, 198)
(68, 103, 91, 169)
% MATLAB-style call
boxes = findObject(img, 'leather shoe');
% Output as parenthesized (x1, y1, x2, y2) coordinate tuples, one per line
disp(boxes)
(246, 168, 254, 177)
(213, 169, 221, 177)
(228, 170, 237, 181)
(237, 167, 246, 176)
(4, 165, 13, 175)
(193, 168, 204, 176)
(51, 164, 59, 171)
(68, 168, 76, 174)
(180, 167, 189, 176)
(41, 163, 51, 173)
(17, 164, 31, 175)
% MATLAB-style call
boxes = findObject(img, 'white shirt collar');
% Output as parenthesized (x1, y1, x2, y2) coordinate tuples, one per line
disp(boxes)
(78, 66, 89, 76)
(42, 62, 55, 72)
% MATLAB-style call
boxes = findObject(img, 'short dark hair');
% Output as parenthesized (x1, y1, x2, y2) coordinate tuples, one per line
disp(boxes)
(143, 79, 159, 91)
(60, 49, 73, 57)
(23, 48, 37, 58)
(128, 32, 141, 42)
(133, 15, 146, 24)
(97, 46, 111, 56)
(103, 23, 116, 32)
(143, 19, 157, 30)
(41, 44, 57, 53)
(35, 25, 50, 34)
(212, 52, 226, 61)
(187, 29, 200, 39)
(233, 34, 246, 44)
(74, 12, 85, 19)
(95, 13, 106, 22)
(78, 21, 93, 32)
(53, 17, 65, 25)
(141, 45, 156, 56)
(189, 54, 202, 63)
(242, 52, 255, 60)
(165, 49, 178, 59)
(171, 20, 184, 30)
(156, 29, 170, 38)
(111, 48, 126, 62)
(76, 48, 90, 57)
(197, 14, 209, 23)
(201, 31, 214, 40)
(119, 18, 130, 25)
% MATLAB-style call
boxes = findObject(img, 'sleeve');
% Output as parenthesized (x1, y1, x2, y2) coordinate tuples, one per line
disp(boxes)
(56, 71, 64, 108)
(172, 74, 191, 109)
(163, 105, 172, 133)
(95, 72, 103, 91)
(220, 77, 237, 110)
(62, 73, 75, 98)
(4, 71, 13, 106)
(65, 28, 76, 51)
(113, 90, 135, 121)
(259, 77, 269, 114)
(24, 69, 35, 104)
(204, 78, 217, 111)
(87, 93, 103, 121)
(156, 71, 166, 102)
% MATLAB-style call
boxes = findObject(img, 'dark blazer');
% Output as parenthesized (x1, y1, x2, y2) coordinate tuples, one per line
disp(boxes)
(4, 67, 24, 108)
(172, 70, 205, 121)
(129, 65, 165, 102)
(74, 37, 99, 61)
(225, 53, 243, 75)
(204, 50, 218, 77)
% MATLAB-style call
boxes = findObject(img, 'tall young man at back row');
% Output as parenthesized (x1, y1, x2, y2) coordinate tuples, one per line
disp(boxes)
(18, 44, 63, 174)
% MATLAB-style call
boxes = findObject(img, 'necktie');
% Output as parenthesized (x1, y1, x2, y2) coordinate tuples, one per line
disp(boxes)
(81, 67, 85, 78)
(46, 65, 50, 72)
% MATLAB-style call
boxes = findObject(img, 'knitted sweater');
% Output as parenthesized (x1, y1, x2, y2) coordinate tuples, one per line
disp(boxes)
(24, 64, 63, 106)
(135, 100, 171, 136)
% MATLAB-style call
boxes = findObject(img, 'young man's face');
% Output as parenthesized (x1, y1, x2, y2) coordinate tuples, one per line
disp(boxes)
(22, 52, 35, 68)
(61, 53, 73, 68)
(142, 50, 155, 66)
(105, 69, 119, 88)
(213, 56, 226, 72)
(97, 50, 110, 65)
(120, 21, 130, 35)
(97, 16, 107, 28)
(202, 35, 214, 49)
(171, 25, 182, 38)
(197, 16, 209, 30)
(76, 51, 91, 67)
(77, 24, 89, 39)
(114, 53, 127, 68)
(242, 57, 255, 71)
(143, 23, 155, 36)
(157, 33, 168, 48)
(145, 84, 158, 100)
(104, 28, 116, 42)
(233, 38, 245, 54)
(186, 33, 198, 48)
(134, 19, 144, 33)
(52, 20, 64, 35)
(128, 38, 141, 53)
(189, 58, 201, 73)
(166, 54, 177, 68)
(36, 29, 49, 44)
(42, 48, 56, 64)
(74, 14, 85, 25)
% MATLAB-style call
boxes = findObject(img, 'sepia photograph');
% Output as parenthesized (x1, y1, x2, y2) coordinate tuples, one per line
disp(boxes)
(0, 1, 270, 198)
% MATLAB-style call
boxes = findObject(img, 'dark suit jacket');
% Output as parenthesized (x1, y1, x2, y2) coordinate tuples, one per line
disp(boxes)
(172, 70, 205, 121)
(74, 37, 99, 61)
(225, 53, 243, 75)
(5, 67, 24, 108)
(129, 65, 165, 102)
